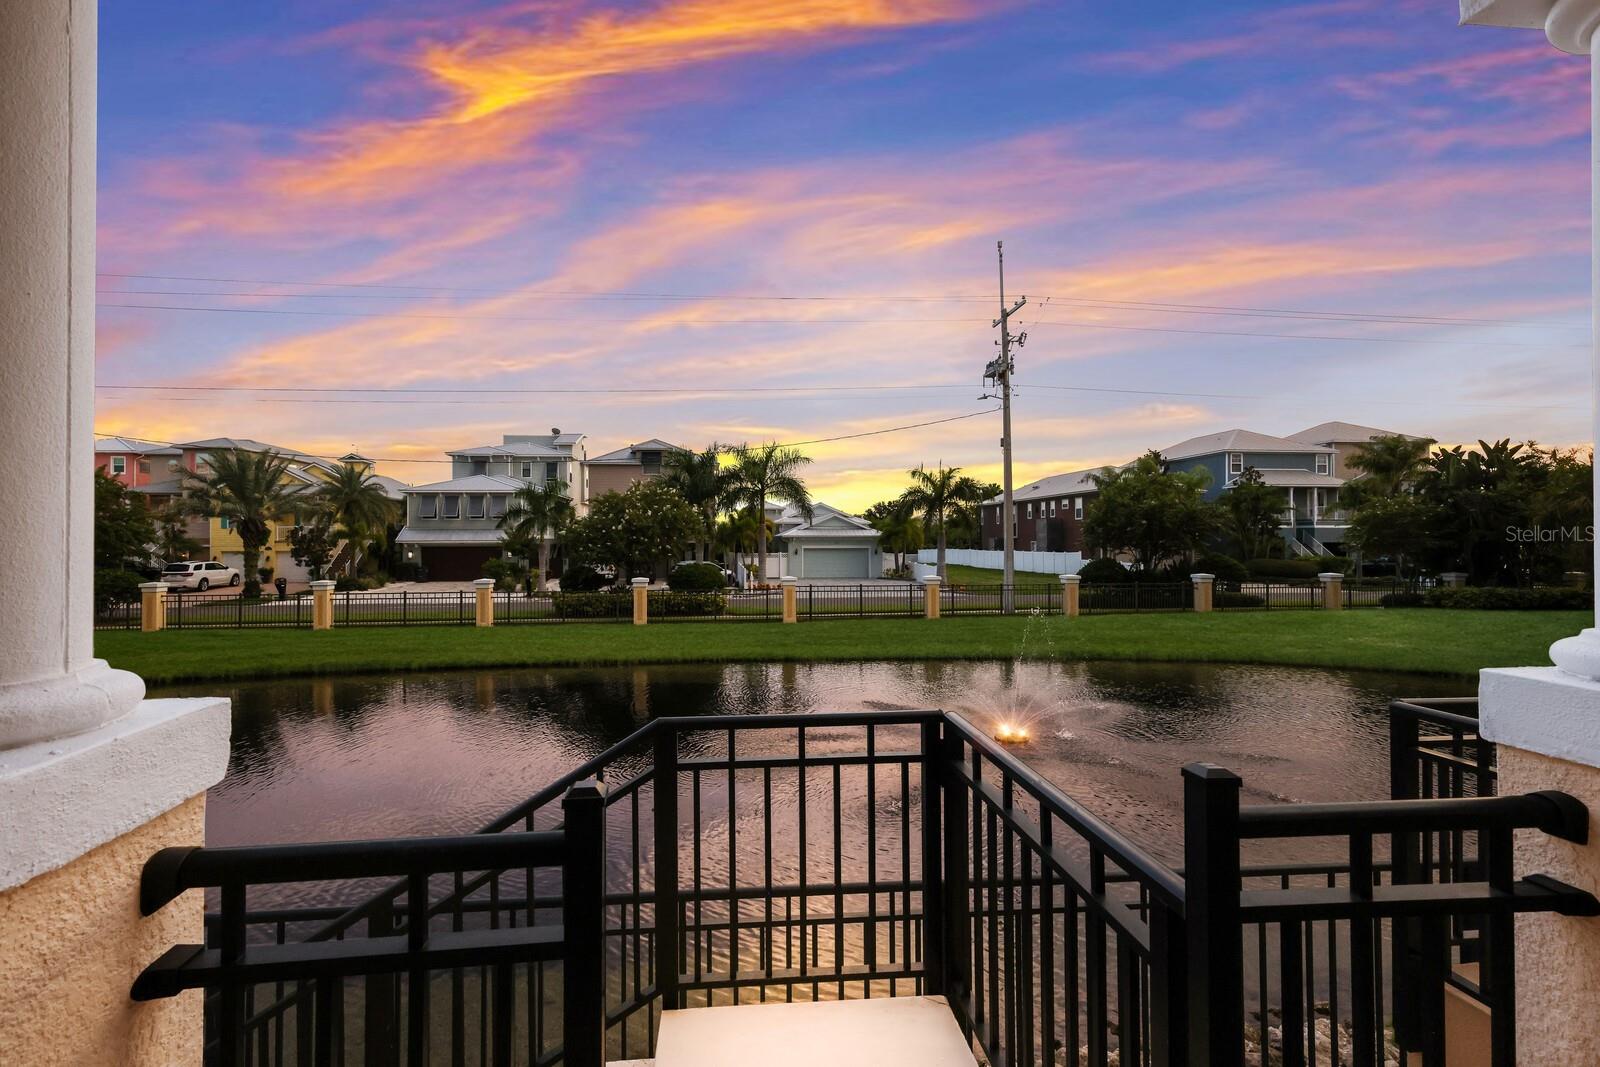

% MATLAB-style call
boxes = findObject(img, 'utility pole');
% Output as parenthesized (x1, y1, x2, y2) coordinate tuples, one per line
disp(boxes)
(984, 241, 1026, 613)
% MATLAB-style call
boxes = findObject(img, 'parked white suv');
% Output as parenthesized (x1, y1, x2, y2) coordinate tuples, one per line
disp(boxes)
(161, 560, 242, 591)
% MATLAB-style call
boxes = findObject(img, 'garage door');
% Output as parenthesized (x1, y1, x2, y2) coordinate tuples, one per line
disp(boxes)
(801, 547, 871, 579)
(424, 546, 501, 581)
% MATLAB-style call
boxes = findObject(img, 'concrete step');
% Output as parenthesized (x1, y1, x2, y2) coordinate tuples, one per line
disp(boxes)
(652, 995, 977, 1067)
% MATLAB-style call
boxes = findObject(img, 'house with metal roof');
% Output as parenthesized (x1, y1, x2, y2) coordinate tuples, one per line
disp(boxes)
(775, 502, 883, 579)
(979, 467, 1102, 554)
(585, 438, 688, 496)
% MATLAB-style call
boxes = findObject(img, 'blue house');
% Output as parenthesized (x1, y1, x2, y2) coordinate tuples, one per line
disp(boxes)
(1159, 428, 1348, 556)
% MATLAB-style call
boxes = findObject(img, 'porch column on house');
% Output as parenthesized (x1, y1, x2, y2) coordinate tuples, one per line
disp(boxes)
(0, 2, 230, 1062)
(1459, 3, 1600, 1063)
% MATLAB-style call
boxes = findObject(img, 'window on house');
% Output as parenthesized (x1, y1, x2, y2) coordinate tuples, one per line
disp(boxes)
(110, 456, 126, 475)
(1026, 502, 1033, 518)
(640, 451, 662, 475)
(471, 459, 488, 475)
(1228, 453, 1244, 475)
(1074, 498, 1084, 520)
(520, 461, 533, 479)
(545, 461, 558, 481)
(443, 495, 461, 519)
(1049, 499, 1057, 517)
(1316, 454, 1330, 475)
(418, 496, 437, 519)
(138, 459, 150, 476)
(219, 516, 231, 530)
(468, 494, 486, 519)
(489, 495, 507, 519)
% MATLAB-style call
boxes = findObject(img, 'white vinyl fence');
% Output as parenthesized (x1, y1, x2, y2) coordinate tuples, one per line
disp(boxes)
(916, 548, 1084, 576)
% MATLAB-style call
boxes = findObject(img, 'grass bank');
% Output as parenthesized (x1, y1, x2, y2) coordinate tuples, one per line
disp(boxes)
(96, 610, 1587, 685)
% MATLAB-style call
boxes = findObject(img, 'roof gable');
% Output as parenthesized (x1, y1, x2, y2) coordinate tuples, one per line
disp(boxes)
(1161, 428, 1332, 461)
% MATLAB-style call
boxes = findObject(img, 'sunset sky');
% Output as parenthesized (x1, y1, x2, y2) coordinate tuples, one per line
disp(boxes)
(96, 0, 1591, 511)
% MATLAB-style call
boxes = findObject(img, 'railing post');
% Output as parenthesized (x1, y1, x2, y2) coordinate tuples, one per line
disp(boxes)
(562, 779, 608, 1067)
(1148, 899, 1189, 1067)
(1190, 572, 1213, 613)
(474, 577, 495, 627)
(781, 575, 797, 623)
(1319, 571, 1344, 611)
(940, 724, 971, 1027)
(139, 581, 166, 632)
(919, 717, 946, 995)
(653, 725, 681, 1012)
(1388, 705, 1423, 1052)
(364, 896, 399, 1066)
(1060, 573, 1080, 617)
(311, 579, 335, 630)
(632, 576, 649, 625)
(1182, 763, 1243, 1067)
(922, 575, 941, 619)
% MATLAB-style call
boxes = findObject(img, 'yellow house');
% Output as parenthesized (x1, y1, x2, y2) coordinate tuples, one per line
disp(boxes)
(180, 440, 404, 580)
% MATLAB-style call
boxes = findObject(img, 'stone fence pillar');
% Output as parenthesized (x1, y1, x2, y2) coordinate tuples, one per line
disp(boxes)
(1060, 574, 1080, 618)
(922, 575, 941, 619)
(310, 580, 335, 630)
(781, 576, 797, 623)
(632, 577, 649, 626)
(474, 578, 495, 627)
(1190, 573, 1215, 613)
(1318, 572, 1343, 611)
(139, 582, 166, 633)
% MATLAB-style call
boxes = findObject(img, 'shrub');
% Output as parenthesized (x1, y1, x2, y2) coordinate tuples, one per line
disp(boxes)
(1422, 586, 1589, 610)
(94, 568, 144, 616)
(334, 576, 382, 592)
(551, 591, 630, 618)
(667, 562, 726, 592)
(481, 558, 519, 593)
(651, 590, 728, 617)
(257, 566, 275, 582)
(1245, 558, 1323, 580)
(1077, 558, 1133, 584)
(1216, 591, 1265, 609)
(1380, 592, 1426, 608)
(391, 561, 421, 582)
(560, 564, 610, 592)
(1191, 553, 1249, 585)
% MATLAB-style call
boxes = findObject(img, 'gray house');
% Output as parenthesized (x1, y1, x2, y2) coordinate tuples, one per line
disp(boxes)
(395, 432, 586, 580)
(776, 502, 883, 579)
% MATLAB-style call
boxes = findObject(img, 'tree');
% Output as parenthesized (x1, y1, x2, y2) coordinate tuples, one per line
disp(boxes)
(499, 481, 576, 591)
(943, 481, 999, 549)
(727, 443, 813, 579)
(1082, 451, 1217, 574)
(312, 462, 400, 577)
(184, 448, 298, 598)
(661, 445, 731, 562)
(715, 510, 771, 578)
(1219, 467, 1286, 561)
(288, 521, 338, 581)
(900, 463, 986, 578)
(867, 496, 925, 573)
(94, 468, 156, 614)
(152, 501, 201, 564)
(1347, 495, 1445, 590)
(1341, 433, 1434, 505)
(563, 482, 700, 580)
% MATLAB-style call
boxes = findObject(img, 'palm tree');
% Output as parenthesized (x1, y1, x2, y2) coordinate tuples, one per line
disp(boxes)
(900, 463, 986, 579)
(727, 443, 813, 579)
(1342, 434, 1435, 502)
(152, 501, 202, 565)
(661, 445, 730, 562)
(183, 449, 299, 598)
(870, 497, 924, 574)
(499, 481, 575, 591)
(312, 462, 400, 577)
(715, 510, 771, 581)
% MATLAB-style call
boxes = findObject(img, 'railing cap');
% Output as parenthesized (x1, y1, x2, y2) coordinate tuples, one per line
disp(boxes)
(780, 575, 797, 585)
(1059, 573, 1080, 584)
(920, 575, 941, 585)
(138, 581, 167, 592)
(1317, 572, 1344, 581)
(473, 578, 496, 588)
(309, 580, 336, 590)
(1189, 572, 1215, 583)
(631, 576, 649, 586)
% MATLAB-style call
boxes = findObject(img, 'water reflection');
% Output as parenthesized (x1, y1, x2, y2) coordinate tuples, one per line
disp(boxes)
(159, 660, 1469, 866)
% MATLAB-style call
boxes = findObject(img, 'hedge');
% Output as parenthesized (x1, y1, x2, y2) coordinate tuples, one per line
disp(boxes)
(1216, 591, 1265, 609)
(1245, 558, 1324, 580)
(551, 591, 630, 618)
(1421, 586, 1589, 611)
(667, 563, 726, 592)
(1077, 558, 1133, 583)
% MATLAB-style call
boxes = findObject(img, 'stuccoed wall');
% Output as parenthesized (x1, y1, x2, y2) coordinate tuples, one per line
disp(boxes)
(0, 795, 206, 1066)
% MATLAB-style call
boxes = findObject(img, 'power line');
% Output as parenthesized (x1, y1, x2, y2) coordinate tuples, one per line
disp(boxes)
(95, 382, 977, 396)
(1027, 318, 1584, 349)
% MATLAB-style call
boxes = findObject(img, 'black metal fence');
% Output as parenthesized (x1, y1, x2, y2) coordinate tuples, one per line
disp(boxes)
(1080, 582, 1192, 614)
(134, 700, 1596, 1067)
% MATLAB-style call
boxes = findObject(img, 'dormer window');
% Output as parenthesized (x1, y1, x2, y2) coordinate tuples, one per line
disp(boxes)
(471, 459, 488, 475)
(1228, 453, 1244, 476)
(418, 496, 437, 519)
(1315, 454, 1330, 475)
(443, 495, 461, 519)
(467, 494, 486, 519)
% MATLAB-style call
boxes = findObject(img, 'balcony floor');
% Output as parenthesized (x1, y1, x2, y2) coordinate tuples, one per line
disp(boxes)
(643, 995, 977, 1067)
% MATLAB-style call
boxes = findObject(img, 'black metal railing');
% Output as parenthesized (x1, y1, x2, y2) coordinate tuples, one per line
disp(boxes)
(1080, 582, 1192, 614)
(135, 702, 1596, 1067)
(941, 582, 1061, 614)
(166, 593, 315, 629)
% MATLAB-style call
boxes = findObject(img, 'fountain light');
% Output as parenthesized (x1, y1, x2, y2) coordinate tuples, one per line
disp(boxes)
(994, 721, 1030, 744)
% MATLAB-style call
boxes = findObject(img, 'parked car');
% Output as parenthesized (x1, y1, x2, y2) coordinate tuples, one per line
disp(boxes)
(161, 560, 241, 591)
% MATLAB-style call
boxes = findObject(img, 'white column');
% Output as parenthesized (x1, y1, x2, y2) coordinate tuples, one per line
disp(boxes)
(0, 0, 144, 748)
(0, 0, 229, 892)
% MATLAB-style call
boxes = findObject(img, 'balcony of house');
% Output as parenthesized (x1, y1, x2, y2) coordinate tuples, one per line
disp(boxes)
(126, 700, 1597, 1067)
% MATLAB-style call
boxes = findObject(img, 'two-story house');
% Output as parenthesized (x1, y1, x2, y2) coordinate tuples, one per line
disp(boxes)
(395, 431, 587, 580)
(979, 469, 1101, 553)
(1159, 429, 1345, 555)
(584, 439, 686, 496)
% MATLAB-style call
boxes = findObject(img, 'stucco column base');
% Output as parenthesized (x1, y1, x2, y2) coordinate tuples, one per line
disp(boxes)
(0, 793, 208, 1067)
(0, 658, 146, 752)
(1479, 666, 1600, 1064)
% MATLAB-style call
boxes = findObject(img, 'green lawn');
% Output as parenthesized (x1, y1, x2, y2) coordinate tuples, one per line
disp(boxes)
(97, 609, 1587, 685)
(939, 564, 1063, 585)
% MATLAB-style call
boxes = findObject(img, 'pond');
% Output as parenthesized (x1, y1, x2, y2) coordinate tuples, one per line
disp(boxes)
(159, 659, 1471, 882)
